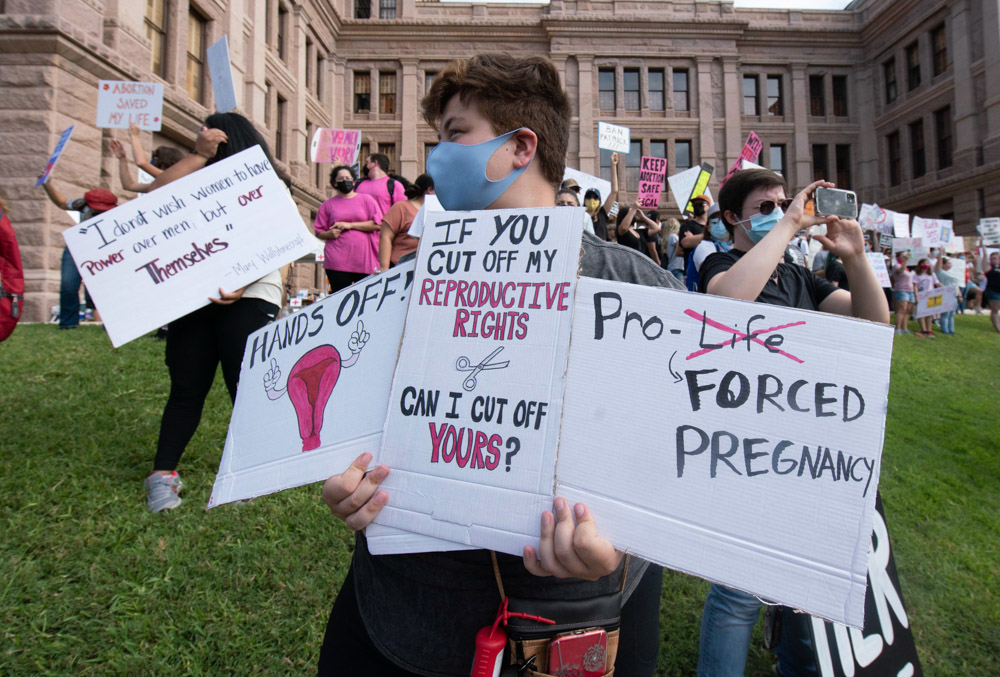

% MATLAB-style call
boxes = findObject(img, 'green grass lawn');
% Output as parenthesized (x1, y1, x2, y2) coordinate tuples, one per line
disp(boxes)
(1, 317, 998, 675)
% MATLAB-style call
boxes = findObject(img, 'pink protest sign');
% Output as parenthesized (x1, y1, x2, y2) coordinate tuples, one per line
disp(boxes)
(720, 132, 763, 187)
(638, 156, 667, 208)
(310, 128, 362, 165)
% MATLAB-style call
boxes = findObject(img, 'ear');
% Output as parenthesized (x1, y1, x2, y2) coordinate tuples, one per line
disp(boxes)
(724, 209, 741, 226)
(510, 128, 538, 169)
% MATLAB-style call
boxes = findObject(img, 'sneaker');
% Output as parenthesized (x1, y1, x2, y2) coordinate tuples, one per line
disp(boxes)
(145, 471, 184, 512)
(914, 332, 925, 338)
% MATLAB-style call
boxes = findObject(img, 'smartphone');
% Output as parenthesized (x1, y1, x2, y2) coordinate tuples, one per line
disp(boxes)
(548, 628, 608, 677)
(814, 186, 858, 219)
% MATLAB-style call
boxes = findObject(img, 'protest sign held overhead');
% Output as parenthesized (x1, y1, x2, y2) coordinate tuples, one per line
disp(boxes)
(810, 496, 923, 677)
(915, 285, 958, 318)
(638, 156, 667, 208)
(556, 277, 893, 628)
(206, 35, 238, 113)
(858, 204, 893, 235)
(911, 217, 950, 248)
(667, 163, 714, 216)
(372, 207, 583, 557)
(209, 262, 416, 507)
(310, 128, 362, 165)
(561, 167, 611, 207)
(62, 146, 316, 347)
(978, 217, 1000, 245)
(35, 125, 74, 186)
(720, 132, 763, 186)
(891, 237, 922, 258)
(867, 252, 892, 287)
(597, 121, 630, 153)
(96, 81, 163, 130)
(886, 210, 910, 238)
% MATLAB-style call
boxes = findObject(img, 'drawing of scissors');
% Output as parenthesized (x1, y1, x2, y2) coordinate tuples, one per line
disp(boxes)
(455, 346, 510, 392)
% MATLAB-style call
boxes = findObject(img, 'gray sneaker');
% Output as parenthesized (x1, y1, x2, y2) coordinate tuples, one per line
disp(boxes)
(145, 471, 184, 512)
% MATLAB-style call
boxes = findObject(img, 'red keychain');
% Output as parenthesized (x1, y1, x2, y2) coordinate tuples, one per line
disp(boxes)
(471, 598, 555, 677)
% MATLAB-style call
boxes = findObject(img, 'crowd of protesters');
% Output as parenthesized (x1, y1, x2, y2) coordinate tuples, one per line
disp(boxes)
(9, 48, 1000, 677)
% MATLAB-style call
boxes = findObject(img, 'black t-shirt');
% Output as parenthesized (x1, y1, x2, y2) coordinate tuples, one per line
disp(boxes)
(678, 219, 705, 267)
(699, 249, 838, 310)
(826, 259, 850, 291)
(985, 267, 1000, 293)
(590, 207, 609, 241)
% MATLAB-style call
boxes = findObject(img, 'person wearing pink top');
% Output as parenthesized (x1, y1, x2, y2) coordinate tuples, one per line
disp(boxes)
(891, 251, 915, 335)
(314, 165, 384, 292)
(355, 153, 406, 216)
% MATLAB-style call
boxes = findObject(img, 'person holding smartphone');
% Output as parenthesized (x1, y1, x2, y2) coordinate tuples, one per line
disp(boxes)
(695, 168, 888, 677)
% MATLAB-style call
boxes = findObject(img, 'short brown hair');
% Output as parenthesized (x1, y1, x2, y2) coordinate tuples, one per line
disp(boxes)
(422, 53, 570, 188)
(718, 169, 787, 238)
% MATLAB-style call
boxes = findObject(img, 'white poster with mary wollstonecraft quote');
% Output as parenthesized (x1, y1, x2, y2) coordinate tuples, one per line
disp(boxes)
(369, 207, 583, 557)
(62, 147, 316, 347)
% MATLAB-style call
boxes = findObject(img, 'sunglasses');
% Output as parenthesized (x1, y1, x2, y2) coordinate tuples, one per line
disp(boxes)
(754, 198, 794, 216)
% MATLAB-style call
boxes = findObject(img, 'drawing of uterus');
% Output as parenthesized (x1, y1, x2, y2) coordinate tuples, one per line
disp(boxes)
(264, 320, 369, 451)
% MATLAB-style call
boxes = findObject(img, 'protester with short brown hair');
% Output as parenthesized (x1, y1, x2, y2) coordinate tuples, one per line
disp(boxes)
(318, 52, 683, 677)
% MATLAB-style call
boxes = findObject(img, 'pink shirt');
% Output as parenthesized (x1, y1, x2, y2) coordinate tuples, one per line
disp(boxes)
(356, 175, 406, 216)
(891, 263, 914, 292)
(314, 194, 384, 274)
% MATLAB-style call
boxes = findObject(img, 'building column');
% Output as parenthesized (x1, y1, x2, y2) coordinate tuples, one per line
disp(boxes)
(578, 56, 596, 174)
(980, 0, 1000, 163)
(696, 57, 716, 167)
(854, 64, 880, 203)
(790, 63, 810, 188)
(400, 59, 419, 179)
(332, 57, 346, 129)
(951, 0, 977, 171)
(244, 0, 267, 122)
(292, 6, 309, 177)
(722, 56, 742, 169)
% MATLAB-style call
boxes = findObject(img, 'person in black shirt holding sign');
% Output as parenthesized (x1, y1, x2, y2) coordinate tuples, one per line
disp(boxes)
(696, 168, 888, 677)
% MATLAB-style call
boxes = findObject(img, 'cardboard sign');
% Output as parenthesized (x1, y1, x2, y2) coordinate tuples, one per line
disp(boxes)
(556, 277, 893, 627)
(96, 81, 164, 130)
(561, 167, 611, 207)
(667, 163, 714, 216)
(915, 285, 958, 318)
(720, 132, 763, 186)
(858, 204, 892, 235)
(597, 121, 630, 153)
(206, 35, 238, 113)
(36, 125, 75, 186)
(209, 263, 416, 507)
(62, 146, 315, 346)
(978, 217, 1000, 245)
(310, 128, 362, 165)
(911, 217, 950, 248)
(810, 495, 923, 677)
(401, 194, 443, 240)
(638, 156, 667, 208)
(867, 252, 891, 287)
(891, 237, 922, 258)
(371, 207, 584, 557)
(885, 210, 910, 238)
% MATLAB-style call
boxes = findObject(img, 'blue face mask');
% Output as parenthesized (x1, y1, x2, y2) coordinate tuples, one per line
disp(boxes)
(709, 219, 728, 241)
(426, 129, 531, 210)
(739, 208, 784, 243)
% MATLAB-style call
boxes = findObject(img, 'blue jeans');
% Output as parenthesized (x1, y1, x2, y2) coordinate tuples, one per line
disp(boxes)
(698, 584, 817, 677)
(940, 310, 955, 334)
(59, 247, 81, 327)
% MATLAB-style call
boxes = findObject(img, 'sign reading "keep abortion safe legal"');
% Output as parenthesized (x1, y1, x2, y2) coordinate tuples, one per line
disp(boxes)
(63, 146, 315, 347)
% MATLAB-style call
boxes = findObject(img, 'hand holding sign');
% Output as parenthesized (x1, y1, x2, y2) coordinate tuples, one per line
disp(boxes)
(321, 451, 389, 532)
(522, 498, 623, 581)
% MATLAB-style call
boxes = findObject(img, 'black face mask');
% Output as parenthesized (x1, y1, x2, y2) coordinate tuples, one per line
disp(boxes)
(335, 180, 353, 194)
(361, 164, 370, 179)
(692, 202, 707, 217)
